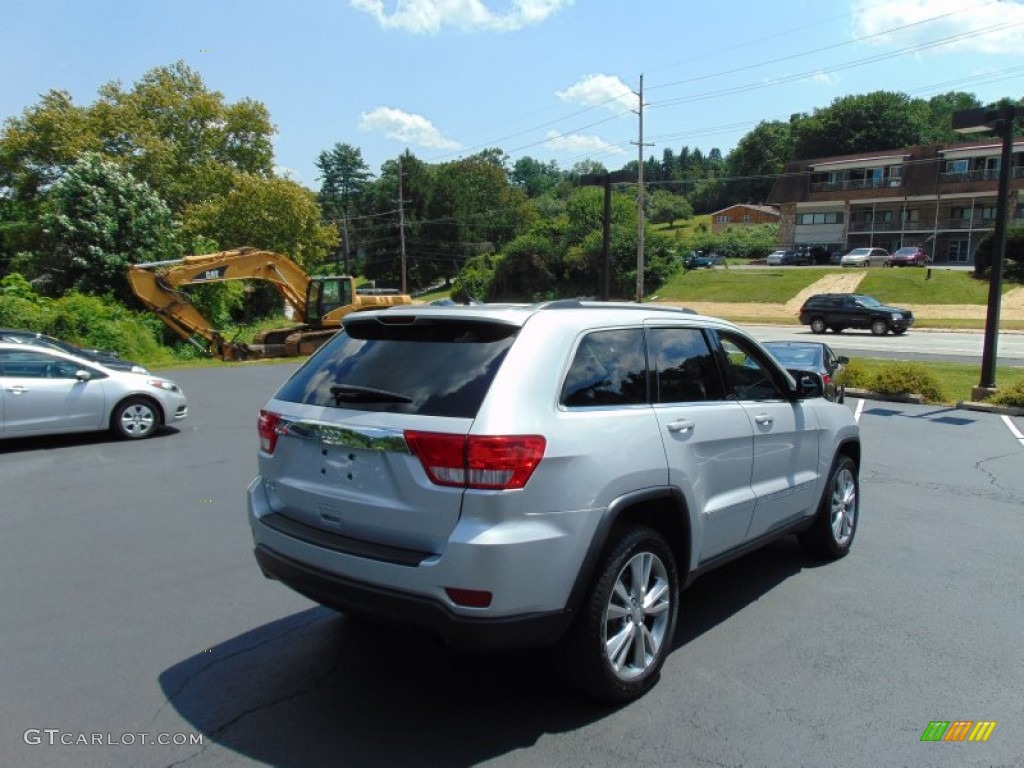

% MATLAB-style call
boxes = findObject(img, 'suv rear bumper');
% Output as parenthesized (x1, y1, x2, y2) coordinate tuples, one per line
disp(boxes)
(253, 544, 573, 649)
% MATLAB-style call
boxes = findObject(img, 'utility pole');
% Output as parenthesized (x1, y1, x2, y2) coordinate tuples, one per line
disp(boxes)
(340, 213, 351, 274)
(632, 75, 653, 303)
(397, 157, 408, 294)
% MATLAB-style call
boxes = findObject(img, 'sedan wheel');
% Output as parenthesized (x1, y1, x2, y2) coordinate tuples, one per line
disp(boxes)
(556, 526, 678, 702)
(112, 397, 159, 439)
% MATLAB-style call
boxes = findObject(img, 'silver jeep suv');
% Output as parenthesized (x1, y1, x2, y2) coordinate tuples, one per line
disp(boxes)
(248, 301, 860, 701)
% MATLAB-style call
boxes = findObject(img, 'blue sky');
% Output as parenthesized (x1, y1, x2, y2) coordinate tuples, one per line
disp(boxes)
(3, 0, 1023, 190)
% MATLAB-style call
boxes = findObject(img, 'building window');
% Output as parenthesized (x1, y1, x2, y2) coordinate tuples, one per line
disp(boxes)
(980, 206, 998, 221)
(796, 211, 843, 225)
(950, 206, 971, 220)
(945, 159, 969, 174)
(742, 215, 751, 222)
(716, 215, 730, 223)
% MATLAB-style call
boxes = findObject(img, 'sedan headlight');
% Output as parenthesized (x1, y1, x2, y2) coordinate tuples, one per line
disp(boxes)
(147, 378, 180, 393)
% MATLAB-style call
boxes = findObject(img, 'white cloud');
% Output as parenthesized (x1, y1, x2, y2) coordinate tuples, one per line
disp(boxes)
(811, 70, 838, 85)
(350, 0, 573, 34)
(852, 0, 1024, 55)
(544, 130, 625, 154)
(556, 74, 636, 112)
(358, 106, 463, 150)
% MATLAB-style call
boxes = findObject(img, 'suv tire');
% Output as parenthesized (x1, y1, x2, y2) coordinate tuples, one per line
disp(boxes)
(556, 526, 679, 703)
(809, 317, 827, 335)
(798, 455, 858, 559)
(870, 319, 888, 336)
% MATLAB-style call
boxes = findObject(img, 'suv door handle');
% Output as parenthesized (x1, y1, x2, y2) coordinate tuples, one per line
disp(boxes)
(754, 414, 773, 426)
(666, 419, 695, 433)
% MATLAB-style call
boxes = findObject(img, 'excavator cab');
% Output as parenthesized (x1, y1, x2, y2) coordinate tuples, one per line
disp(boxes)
(305, 277, 353, 324)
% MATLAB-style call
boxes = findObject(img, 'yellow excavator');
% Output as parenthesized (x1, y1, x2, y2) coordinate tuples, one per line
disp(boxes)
(128, 247, 414, 360)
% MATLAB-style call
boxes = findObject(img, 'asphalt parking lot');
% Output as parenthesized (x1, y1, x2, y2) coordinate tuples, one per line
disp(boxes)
(2, 363, 1022, 768)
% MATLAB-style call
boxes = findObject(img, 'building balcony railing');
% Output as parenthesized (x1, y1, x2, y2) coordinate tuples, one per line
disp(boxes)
(809, 179, 902, 193)
(939, 167, 1024, 184)
(845, 218, 997, 233)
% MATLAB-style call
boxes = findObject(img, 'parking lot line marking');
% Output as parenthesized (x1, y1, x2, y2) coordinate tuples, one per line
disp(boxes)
(1001, 415, 1024, 446)
(854, 398, 865, 423)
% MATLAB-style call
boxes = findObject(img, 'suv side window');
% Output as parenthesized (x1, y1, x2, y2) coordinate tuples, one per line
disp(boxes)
(561, 328, 647, 407)
(714, 333, 787, 401)
(646, 327, 724, 403)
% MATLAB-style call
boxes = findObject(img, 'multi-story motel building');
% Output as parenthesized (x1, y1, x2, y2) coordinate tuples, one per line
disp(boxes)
(766, 138, 1024, 265)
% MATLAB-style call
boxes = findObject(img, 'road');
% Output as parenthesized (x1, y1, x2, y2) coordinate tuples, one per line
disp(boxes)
(1, 364, 1022, 767)
(746, 323, 1024, 366)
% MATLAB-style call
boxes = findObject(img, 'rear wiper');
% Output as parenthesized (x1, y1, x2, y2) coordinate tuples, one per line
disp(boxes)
(330, 385, 412, 404)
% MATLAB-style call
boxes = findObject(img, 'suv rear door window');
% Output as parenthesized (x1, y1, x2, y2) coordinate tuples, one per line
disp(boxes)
(646, 327, 724, 403)
(275, 317, 517, 418)
(561, 328, 647, 407)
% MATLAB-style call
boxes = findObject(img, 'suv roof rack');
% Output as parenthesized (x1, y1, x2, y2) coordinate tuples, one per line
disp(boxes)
(536, 300, 696, 315)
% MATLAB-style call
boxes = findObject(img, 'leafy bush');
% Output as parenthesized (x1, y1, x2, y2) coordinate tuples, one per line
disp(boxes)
(989, 378, 1024, 408)
(868, 361, 944, 402)
(0, 285, 173, 364)
(841, 358, 871, 388)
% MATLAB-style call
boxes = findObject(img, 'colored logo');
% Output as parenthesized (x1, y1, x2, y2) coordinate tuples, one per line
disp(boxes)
(921, 721, 996, 742)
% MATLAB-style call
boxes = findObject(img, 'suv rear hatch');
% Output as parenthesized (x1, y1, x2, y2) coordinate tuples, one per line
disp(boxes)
(257, 312, 522, 555)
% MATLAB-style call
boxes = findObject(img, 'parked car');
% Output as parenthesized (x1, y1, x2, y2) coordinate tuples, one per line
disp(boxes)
(0, 342, 187, 440)
(829, 250, 844, 265)
(840, 247, 890, 268)
(765, 249, 795, 266)
(248, 301, 861, 702)
(762, 340, 849, 403)
(685, 251, 725, 269)
(0, 329, 148, 374)
(798, 293, 914, 336)
(889, 246, 929, 267)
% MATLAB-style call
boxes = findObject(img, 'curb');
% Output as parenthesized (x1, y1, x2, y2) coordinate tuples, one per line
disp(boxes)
(846, 387, 1024, 415)
(955, 400, 1024, 417)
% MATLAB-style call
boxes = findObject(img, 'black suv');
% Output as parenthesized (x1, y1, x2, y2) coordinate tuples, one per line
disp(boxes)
(798, 294, 914, 336)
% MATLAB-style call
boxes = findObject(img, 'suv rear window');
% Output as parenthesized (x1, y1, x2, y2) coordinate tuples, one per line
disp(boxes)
(275, 317, 518, 418)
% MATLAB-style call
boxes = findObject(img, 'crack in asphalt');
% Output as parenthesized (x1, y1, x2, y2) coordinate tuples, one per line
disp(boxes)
(974, 453, 1019, 496)
(153, 609, 338, 768)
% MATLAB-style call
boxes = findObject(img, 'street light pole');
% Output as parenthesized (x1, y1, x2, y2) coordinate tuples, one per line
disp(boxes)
(952, 104, 1019, 397)
(977, 108, 1015, 392)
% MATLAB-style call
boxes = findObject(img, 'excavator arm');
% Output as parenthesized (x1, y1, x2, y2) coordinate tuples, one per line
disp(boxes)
(127, 248, 318, 360)
(128, 247, 413, 359)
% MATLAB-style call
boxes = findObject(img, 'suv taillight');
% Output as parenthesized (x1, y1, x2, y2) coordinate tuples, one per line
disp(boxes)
(405, 431, 546, 490)
(258, 409, 282, 454)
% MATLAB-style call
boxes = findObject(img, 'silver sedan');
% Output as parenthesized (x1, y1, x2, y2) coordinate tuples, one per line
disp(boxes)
(0, 342, 188, 440)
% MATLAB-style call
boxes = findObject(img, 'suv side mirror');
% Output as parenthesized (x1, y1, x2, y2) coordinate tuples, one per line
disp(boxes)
(788, 369, 824, 399)
(837, 356, 850, 365)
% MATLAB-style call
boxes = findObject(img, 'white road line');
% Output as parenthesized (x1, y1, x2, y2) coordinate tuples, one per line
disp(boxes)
(1001, 415, 1024, 446)
(854, 398, 865, 423)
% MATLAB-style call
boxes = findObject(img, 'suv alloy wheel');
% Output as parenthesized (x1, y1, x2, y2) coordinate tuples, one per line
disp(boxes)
(556, 526, 679, 702)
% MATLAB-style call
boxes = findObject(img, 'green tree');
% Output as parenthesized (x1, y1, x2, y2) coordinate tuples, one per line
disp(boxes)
(792, 91, 930, 159)
(40, 153, 181, 300)
(182, 173, 336, 270)
(727, 120, 794, 203)
(648, 190, 692, 226)
(922, 92, 984, 143)
(91, 61, 275, 210)
(315, 142, 372, 271)
(511, 156, 563, 198)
